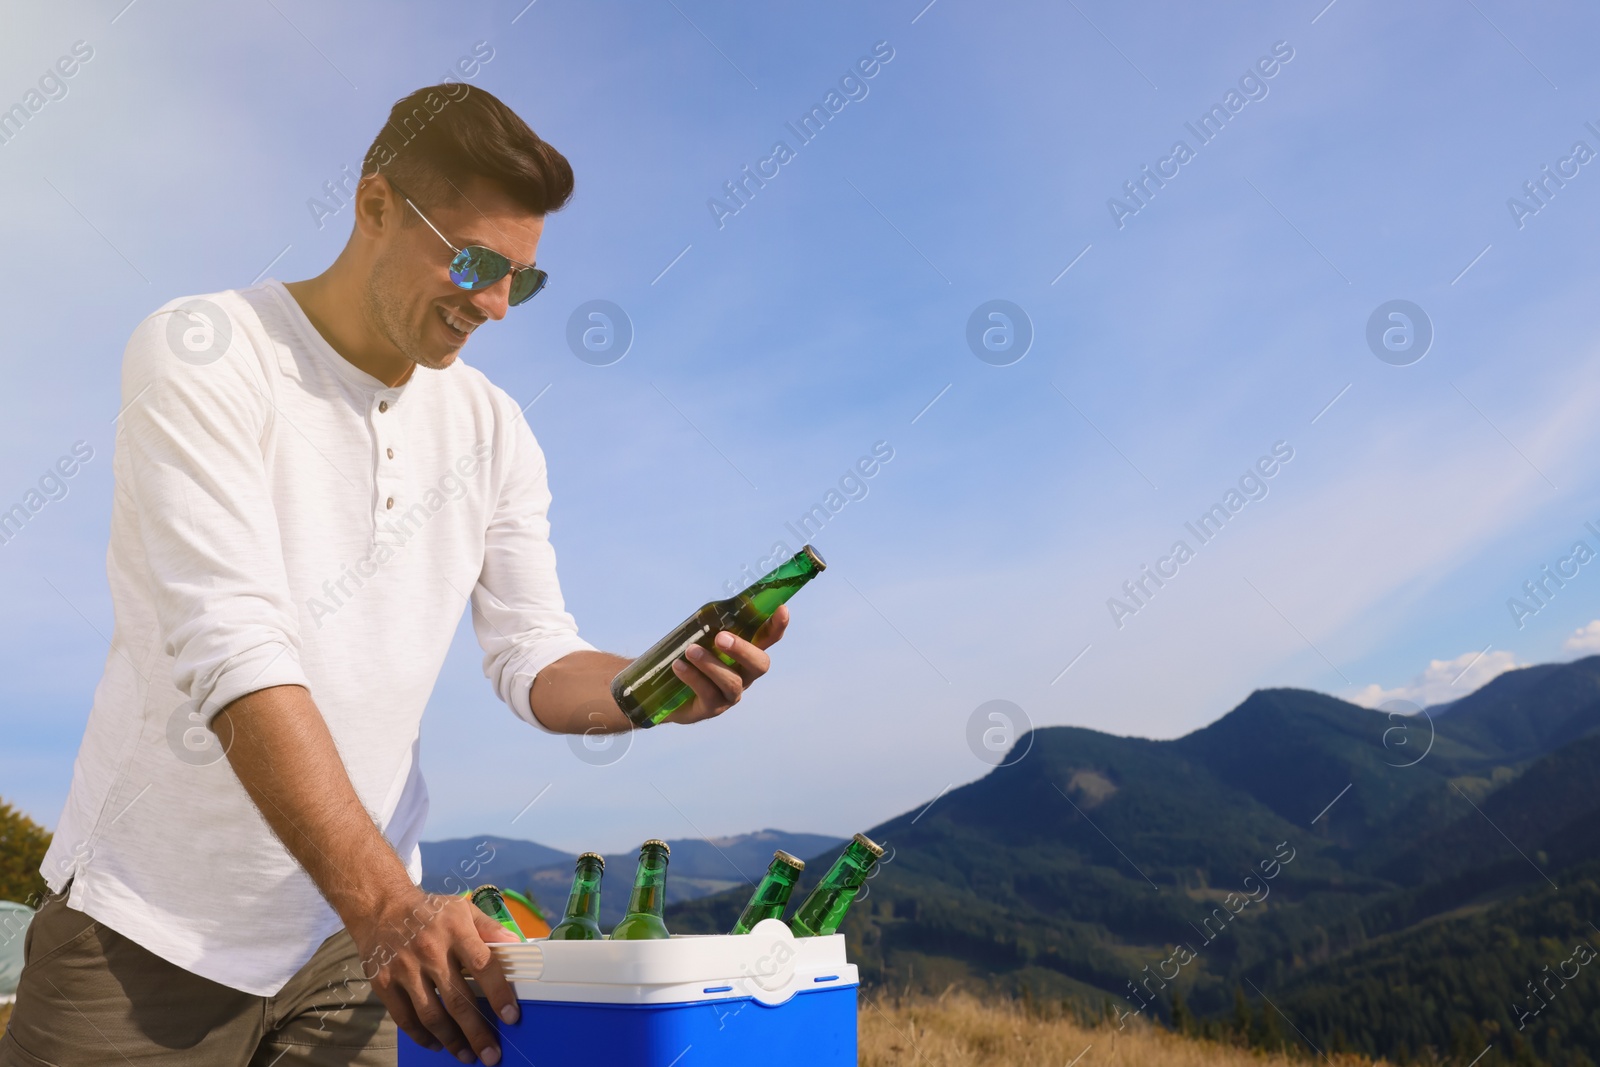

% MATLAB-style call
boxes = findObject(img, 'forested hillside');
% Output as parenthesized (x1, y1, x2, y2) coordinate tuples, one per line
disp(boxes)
(671, 658, 1600, 1065)
(0, 799, 49, 906)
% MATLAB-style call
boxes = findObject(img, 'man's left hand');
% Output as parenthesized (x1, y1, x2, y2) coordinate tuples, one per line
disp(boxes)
(667, 605, 790, 723)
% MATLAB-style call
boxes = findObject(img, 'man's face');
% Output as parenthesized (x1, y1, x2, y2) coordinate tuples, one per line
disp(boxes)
(363, 175, 545, 372)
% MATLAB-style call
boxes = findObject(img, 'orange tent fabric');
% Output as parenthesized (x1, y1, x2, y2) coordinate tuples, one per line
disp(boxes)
(500, 888, 551, 938)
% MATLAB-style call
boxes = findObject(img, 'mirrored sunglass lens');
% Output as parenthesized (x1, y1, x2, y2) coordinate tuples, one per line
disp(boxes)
(449, 247, 511, 291)
(509, 268, 548, 306)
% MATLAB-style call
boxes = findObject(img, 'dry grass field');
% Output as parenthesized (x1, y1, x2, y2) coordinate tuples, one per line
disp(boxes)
(859, 991, 1389, 1067)
(0, 993, 1393, 1065)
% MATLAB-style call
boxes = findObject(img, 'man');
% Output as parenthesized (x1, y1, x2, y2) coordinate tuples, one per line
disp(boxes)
(0, 84, 789, 1067)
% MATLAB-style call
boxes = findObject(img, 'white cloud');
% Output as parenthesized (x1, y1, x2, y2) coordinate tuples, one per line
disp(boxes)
(1562, 620, 1600, 655)
(1348, 649, 1522, 710)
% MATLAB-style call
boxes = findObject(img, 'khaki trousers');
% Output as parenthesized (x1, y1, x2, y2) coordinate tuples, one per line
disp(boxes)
(0, 890, 393, 1066)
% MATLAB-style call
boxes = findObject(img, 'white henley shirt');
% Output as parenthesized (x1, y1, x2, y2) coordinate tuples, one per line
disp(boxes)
(40, 279, 595, 996)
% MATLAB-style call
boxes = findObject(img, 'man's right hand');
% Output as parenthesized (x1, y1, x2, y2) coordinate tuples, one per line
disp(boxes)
(345, 886, 522, 1065)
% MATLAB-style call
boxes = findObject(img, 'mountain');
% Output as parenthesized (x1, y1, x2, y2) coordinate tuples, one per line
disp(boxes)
(1272, 860, 1600, 1063)
(1380, 731, 1600, 887)
(1431, 655, 1600, 763)
(668, 657, 1600, 1065)
(422, 829, 844, 927)
(420, 835, 575, 893)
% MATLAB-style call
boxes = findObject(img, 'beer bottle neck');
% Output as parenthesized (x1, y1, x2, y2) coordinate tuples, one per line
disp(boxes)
(792, 840, 880, 937)
(771, 856, 803, 890)
(565, 859, 603, 922)
(838, 840, 879, 876)
(738, 551, 822, 617)
(753, 861, 800, 903)
(817, 843, 874, 895)
(626, 850, 669, 917)
(732, 859, 803, 934)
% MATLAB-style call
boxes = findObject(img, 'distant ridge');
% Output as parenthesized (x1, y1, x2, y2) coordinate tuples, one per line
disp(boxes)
(1432, 654, 1600, 761)
(665, 656, 1600, 1062)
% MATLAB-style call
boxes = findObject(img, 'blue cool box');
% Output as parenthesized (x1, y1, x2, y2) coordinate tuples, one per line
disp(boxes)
(397, 920, 858, 1066)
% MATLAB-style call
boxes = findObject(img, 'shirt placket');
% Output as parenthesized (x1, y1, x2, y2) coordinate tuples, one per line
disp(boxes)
(371, 388, 409, 547)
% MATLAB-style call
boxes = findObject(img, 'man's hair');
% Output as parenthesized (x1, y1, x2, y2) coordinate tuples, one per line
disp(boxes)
(361, 84, 573, 217)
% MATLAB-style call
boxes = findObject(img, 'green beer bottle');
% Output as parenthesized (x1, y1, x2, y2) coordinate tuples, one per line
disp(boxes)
(791, 833, 884, 938)
(730, 850, 806, 935)
(609, 839, 672, 940)
(611, 546, 827, 727)
(469, 885, 527, 941)
(546, 852, 606, 941)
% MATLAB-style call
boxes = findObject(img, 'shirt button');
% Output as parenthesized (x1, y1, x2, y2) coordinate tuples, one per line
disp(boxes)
(386, 497, 395, 509)
(378, 401, 389, 413)
(386, 448, 394, 459)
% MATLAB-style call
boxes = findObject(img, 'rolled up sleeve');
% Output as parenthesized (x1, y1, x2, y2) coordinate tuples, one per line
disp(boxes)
(120, 306, 312, 721)
(473, 406, 595, 733)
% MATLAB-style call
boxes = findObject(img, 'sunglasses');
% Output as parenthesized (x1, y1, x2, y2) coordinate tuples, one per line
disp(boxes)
(391, 183, 549, 306)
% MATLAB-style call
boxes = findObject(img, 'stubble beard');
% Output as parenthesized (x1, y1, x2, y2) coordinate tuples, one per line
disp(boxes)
(363, 245, 456, 373)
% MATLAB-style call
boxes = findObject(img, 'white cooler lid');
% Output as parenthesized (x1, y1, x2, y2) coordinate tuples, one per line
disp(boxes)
(477, 919, 856, 1007)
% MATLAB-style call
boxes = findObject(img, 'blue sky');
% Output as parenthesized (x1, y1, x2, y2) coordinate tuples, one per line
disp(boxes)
(3, 0, 1599, 853)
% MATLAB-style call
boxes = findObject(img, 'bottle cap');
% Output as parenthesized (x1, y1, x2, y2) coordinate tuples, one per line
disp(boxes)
(577, 852, 605, 869)
(801, 544, 827, 570)
(772, 850, 805, 871)
(470, 885, 507, 910)
(642, 839, 670, 855)
(852, 832, 885, 858)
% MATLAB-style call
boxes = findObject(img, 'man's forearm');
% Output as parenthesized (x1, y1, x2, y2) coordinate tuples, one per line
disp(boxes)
(527, 650, 634, 734)
(211, 684, 413, 920)
(213, 684, 524, 1061)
